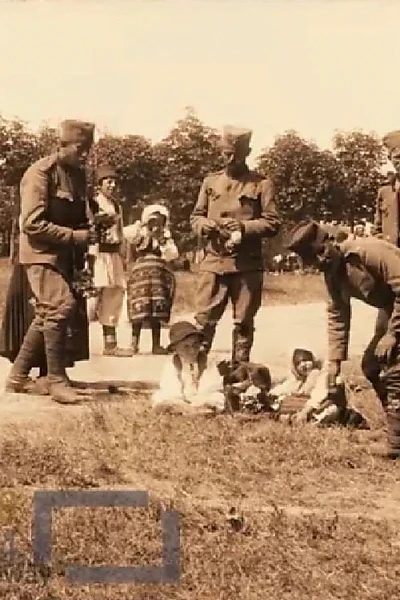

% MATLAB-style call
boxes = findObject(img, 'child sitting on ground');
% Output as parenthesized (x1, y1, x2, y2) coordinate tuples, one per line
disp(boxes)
(152, 321, 275, 415)
(270, 348, 369, 428)
(151, 321, 226, 413)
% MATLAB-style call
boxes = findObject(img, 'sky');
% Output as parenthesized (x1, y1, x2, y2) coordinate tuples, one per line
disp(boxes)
(0, 0, 399, 165)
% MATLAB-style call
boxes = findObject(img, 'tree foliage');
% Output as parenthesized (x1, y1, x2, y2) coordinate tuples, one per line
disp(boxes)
(0, 110, 388, 252)
(332, 130, 386, 223)
(152, 107, 223, 251)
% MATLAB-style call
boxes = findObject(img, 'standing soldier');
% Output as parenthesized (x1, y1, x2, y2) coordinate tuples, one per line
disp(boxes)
(374, 131, 400, 246)
(190, 125, 281, 363)
(286, 219, 400, 459)
(5, 119, 98, 405)
(88, 164, 132, 356)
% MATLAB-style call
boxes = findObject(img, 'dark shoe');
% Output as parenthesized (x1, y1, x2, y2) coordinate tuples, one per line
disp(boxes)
(384, 450, 400, 460)
(152, 345, 168, 355)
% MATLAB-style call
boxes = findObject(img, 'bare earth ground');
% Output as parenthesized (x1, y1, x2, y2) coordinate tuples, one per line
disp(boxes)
(0, 262, 398, 599)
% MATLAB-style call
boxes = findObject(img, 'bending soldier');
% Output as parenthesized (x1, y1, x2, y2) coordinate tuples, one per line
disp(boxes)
(287, 220, 400, 459)
(190, 125, 281, 363)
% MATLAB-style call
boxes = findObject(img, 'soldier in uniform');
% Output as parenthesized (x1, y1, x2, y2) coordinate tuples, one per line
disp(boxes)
(5, 119, 98, 405)
(286, 219, 400, 459)
(190, 125, 281, 363)
(374, 131, 400, 246)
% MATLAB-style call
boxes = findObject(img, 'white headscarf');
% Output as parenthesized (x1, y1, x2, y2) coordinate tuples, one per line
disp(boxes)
(141, 204, 170, 226)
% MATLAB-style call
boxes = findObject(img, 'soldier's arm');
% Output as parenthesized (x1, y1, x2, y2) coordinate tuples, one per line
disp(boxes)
(20, 166, 82, 244)
(381, 254, 400, 335)
(241, 177, 281, 238)
(190, 177, 211, 236)
(325, 276, 352, 362)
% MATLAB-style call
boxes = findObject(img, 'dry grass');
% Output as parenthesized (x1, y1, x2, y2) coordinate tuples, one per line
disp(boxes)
(0, 260, 399, 598)
(0, 361, 399, 598)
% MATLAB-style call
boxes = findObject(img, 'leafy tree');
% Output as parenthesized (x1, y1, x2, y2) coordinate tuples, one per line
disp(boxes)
(153, 107, 223, 251)
(332, 130, 386, 224)
(91, 134, 158, 224)
(256, 130, 342, 223)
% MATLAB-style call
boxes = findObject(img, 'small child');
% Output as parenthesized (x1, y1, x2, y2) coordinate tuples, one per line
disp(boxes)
(270, 348, 369, 428)
(151, 321, 226, 413)
(124, 204, 178, 355)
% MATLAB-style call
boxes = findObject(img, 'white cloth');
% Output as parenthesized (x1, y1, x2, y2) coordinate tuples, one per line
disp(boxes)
(152, 355, 226, 412)
(270, 363, 344, 424)
(88, 193, 126, 289)
(123, 221, 179, 262)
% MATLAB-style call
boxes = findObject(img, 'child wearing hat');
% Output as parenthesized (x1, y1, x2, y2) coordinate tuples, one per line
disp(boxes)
(124, 204, 178, 354)
(88, 164, 131, 357)
(151, 320, 226, 413)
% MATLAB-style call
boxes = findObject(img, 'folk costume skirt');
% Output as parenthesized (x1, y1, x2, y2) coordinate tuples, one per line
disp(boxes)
(0, 262, 89, 367)
(126, 255, 176, 324)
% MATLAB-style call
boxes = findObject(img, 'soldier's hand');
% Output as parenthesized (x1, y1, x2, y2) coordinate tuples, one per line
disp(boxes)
(201, 218, 218, 235)
(375, 332, 397, 364)
(219, 217, 242, 233)
(327, 360, 341, 389)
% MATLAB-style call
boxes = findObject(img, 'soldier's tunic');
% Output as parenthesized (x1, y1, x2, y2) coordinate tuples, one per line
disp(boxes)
(190, 166, 280, 361)
(374, 178, 400, 246)
(17, 153, 90, 375)
(325, 236, 400, 450)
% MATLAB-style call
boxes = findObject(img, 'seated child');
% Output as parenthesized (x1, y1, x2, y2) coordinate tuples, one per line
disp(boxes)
(151, 321, 227, 413)
(270, 348, 369, 428)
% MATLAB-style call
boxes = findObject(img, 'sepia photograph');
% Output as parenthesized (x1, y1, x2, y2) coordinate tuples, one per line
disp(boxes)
(0, 0, 399, 597)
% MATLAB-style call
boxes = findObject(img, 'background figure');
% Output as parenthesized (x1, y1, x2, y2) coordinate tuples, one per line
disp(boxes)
(88, 164, 131, 357)
(0, 192, 48, 391)
(190, 125, 281, 363)
(374, 131, 400, 246)
(124, 203, 178, 354)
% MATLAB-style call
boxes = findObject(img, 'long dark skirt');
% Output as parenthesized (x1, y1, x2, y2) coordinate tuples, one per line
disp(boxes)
(126, 255, 176, 324)
(0, 263, 89, 367)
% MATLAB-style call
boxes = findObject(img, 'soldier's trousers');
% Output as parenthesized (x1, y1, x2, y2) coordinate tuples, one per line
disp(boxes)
(194, 270, 263, 362)
(10, 264, 77, 385)
(361, 306, 400, 454)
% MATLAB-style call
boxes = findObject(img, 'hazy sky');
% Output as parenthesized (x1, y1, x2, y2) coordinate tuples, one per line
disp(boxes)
(0, 0, 399, 163)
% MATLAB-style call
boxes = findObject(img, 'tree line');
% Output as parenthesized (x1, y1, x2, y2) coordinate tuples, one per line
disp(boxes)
(0, 106, 388, 258)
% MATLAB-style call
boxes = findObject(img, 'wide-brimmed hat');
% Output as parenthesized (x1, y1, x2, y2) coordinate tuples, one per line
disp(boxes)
(167, 321, 204, 351)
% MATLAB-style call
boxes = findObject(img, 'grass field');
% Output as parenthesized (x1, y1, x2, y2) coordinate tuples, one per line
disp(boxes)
(0, 259, 399, 599)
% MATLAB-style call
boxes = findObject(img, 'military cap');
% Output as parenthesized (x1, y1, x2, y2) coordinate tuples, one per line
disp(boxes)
(286, 220, 329, 257)
(96, 164, 117, 184)
(221, 125, 252, 150)
(59, 119, 95, 148)
(382, 130, 400, 152)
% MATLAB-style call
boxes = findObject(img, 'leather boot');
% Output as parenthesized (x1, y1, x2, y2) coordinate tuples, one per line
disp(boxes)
(151, 320, 167, 355)
(232, 323, 254, 364)
(385, 395, 400, 459)
(196, 321, 216, 355)
(102, 326, 133, 357)
(5, 326, 44, 393)
(44, 325, 93, 405)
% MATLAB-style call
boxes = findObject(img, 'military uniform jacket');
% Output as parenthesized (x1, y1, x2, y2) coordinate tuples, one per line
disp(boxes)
(374, 180, 400, 245)
(19, 153, 89, 274)
(190, 167, 280, 274)
(326, 237, 400, 361)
